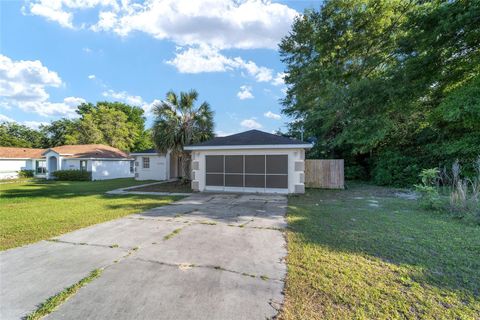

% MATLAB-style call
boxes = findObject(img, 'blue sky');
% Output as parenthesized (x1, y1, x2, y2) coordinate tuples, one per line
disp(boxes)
(0, 0, 320, 136)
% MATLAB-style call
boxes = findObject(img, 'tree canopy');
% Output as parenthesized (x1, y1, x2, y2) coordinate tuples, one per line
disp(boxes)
(280, 0, 480, 186)
(1, 101, 154, 152)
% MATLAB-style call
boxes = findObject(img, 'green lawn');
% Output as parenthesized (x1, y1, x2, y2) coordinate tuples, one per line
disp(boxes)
(281, 182, 480, 319)
(0, 179, 180, 250)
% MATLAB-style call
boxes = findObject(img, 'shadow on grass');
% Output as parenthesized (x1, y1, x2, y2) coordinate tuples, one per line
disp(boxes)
(287, 183, 480, 298)
(0, 179, 158, 200)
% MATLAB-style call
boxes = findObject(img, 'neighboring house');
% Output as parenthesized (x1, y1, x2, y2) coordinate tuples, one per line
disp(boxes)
(0, 144, 134, 180)
(0, 147, 46, 179)
(184, 130, 313, 194)
(130, 149, 180, 181)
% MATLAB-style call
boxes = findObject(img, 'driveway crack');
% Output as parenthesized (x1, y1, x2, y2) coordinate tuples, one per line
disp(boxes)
(133, 257, 283, 283)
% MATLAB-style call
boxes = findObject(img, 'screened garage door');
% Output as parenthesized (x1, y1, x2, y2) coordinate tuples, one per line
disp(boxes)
(205, 155, 288, 190)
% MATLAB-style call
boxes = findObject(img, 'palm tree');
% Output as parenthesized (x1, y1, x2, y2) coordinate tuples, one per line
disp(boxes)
(152, 90, 214, 181)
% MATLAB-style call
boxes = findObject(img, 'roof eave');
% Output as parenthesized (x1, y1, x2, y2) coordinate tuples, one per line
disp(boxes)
(184, 144, 314, 151)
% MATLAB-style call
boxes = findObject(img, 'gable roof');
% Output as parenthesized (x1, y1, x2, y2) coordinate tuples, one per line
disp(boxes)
(44, 144, 129, 159)
(184, 130, 313, 150)
(0, 147, 46, 159)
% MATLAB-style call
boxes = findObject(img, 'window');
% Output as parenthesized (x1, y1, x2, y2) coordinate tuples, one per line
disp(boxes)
(130, 161, 134, 173)
(80, 160, 87, 171)
(36, 160, 46, 174)
(142, 157, 150, 169)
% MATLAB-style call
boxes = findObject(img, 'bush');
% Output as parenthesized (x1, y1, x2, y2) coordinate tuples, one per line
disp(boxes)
(414, 168, 441, 210)
(51, 170, 92, 181)
(18, 170, 34, 178)
(371, 151, 422, 187)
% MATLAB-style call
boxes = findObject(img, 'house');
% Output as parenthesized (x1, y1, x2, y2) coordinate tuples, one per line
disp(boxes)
(184, 130, 313, 194)
(0, 144, 134, 180)
(129, 149, 180, 181)
(0, 147, 46, 179)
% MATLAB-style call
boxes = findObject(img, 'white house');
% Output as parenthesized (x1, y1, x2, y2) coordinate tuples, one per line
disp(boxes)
(130, 149, 180, 181)
(0, 144, 134, 180)
(0, 147, 46, 179)
(184, 130, 313, 194)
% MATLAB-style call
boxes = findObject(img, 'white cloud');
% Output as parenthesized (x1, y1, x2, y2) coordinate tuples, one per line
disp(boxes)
(102, 89, 158, 115)
(272, 72, 286, 86)
(264, 111, 281, 120)
(22, 120, 49, 129)
(0, 115, 50, 129)
(237, 85, 254, 100)
(166, 45, 237, 73)
(102, 89, 144, 106)
(26, 0, 298, 50)
(0, 114, 15, 122)
(88, 74, 96, 79)
(167, 45, 282, 85)
(240, 118, 262, 129)
(28, 1, 74, 28)
(0, 54, 84, 117)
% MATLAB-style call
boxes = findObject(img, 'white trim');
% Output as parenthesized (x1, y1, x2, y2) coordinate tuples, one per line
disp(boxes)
(184, 144, 313, 151)
(130, 153, 160, 156)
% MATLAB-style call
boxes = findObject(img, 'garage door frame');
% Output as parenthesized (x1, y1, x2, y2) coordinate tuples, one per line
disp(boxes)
(205, 154, 289, 193)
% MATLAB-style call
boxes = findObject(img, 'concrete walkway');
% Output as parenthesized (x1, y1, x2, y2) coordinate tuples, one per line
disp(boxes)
(0, 193, 287, 320)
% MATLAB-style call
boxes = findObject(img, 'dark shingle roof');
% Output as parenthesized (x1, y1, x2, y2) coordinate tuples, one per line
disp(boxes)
(130, 149, 157, 154)
(187, 130, 307, 147)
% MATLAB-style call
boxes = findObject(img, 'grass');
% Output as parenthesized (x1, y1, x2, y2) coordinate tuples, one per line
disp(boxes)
(280, 182, 480, 319)
(0, 178, 182, 250)
(25, 269, 102, 320)
(163, 227, 183, 240)
(128, 180, 192, 193)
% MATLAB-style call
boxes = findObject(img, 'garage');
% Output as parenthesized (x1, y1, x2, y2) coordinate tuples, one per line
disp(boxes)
(185, 130, 313, 194)
(205, 154, 288, 190)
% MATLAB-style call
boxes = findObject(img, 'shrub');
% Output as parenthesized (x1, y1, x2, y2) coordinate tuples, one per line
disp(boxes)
(18, 169, 34, 178)
(371, 151, 421, 187)
(414, 168, 441, 210)
(51, 170, 92, 181)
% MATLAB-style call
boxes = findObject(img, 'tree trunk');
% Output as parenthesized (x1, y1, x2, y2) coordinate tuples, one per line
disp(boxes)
(180, 152, 191, 182)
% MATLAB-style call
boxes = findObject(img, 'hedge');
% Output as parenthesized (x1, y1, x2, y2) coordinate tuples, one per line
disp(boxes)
(18, 170, 34, 178)
(51, 170, 92, 181)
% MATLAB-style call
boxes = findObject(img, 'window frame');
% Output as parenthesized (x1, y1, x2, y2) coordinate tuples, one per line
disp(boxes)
(36, 160, 46, 174)
(80, 160, 88, 171)
(142, 157, 150, 169)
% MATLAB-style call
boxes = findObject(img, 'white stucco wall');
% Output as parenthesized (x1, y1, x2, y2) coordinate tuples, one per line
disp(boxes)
(133, 154, 168, 180)
(91, 160, 134, 180)
(190, 148, 306, 194)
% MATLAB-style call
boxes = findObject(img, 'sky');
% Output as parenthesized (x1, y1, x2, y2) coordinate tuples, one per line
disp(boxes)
(0, 0, 321, 136)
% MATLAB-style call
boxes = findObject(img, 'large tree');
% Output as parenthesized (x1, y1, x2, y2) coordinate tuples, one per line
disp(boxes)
(279, 0, 480, 186)
(40, 118, 77, 147)
(67, 101, 152, 151)
(0, 122, 46, 148)
(152, 90, 214, 180)
(67, 105, 138, 150)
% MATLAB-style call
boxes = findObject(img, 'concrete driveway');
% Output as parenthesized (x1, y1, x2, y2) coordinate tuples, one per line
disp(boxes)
(0, 193, 287, 320)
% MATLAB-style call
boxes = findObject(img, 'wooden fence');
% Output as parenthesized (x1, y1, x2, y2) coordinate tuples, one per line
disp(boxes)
(305, 159, 344, 189)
